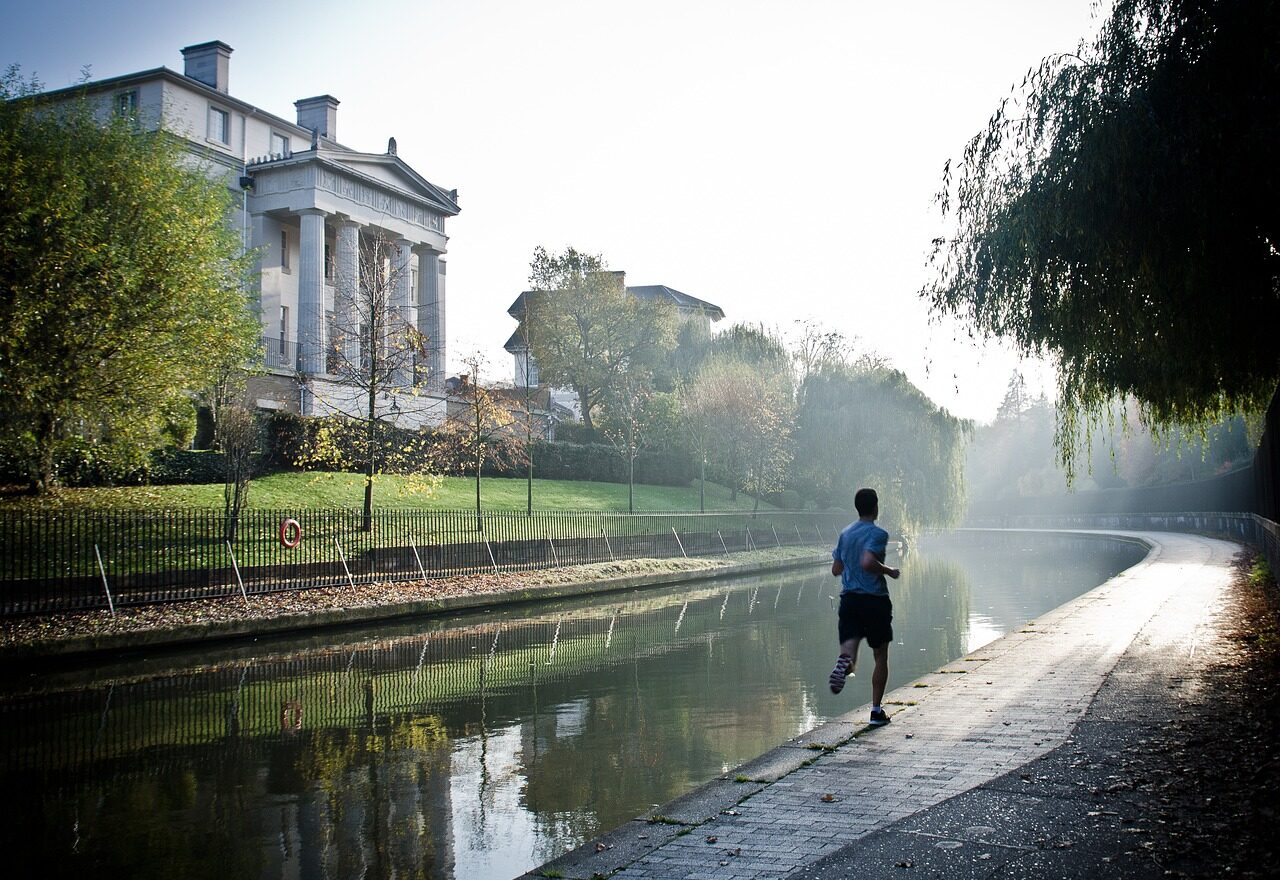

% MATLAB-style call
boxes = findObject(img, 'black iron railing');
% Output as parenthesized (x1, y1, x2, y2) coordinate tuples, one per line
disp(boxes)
(0, 508, 847, 615)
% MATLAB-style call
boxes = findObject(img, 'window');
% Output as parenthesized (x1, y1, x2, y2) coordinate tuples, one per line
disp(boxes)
(324, 242, 333, 280)
(279, 306, 289, 354)
(411, 268, 419, 304)
(270, 132, 290, 158)
(114, 90, 138, 117)
(207, 105, 229, 144)
(280, 230, 290, 271)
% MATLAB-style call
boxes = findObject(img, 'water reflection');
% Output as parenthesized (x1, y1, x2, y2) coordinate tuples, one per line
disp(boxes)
(0, 533, 1144, 879)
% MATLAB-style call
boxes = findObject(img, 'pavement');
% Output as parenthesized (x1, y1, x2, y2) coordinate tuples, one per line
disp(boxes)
(524, 530, 1242, 880)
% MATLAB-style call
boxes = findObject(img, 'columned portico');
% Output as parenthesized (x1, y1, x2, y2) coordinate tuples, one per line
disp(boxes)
(296, 208, 328, 377)
(246, 141, 458, 424)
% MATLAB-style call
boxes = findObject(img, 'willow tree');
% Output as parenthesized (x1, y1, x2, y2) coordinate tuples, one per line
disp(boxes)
(0, 70, 258, 491)
(792, 365, 970, 530)
(924, 0, 1279, 477)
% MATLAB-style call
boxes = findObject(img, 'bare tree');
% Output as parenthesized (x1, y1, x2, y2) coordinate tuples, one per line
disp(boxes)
(600, 372, 651, 514)
(301, 229, 438, 529)
(217, 404, 259, 542)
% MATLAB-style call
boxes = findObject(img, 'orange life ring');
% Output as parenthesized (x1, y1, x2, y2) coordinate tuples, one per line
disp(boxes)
(278, 518, 302, 548)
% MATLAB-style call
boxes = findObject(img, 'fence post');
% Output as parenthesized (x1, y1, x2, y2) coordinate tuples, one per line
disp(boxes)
(411, 540, 428, 585)
(226, 540, 249, 606)
(771, 524, 781, 548)
(93, 544, 116, 617)
(334, 537, 357, 592)
(672, 527, 687, 558)
(602, 526, 615, 562)
(548, 537, 559, 567)
(795, 523, 804, 545)
(717, 530, 730, 557)
(484, 536, 499, 574)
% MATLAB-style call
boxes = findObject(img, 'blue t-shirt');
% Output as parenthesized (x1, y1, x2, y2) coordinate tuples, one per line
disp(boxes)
(832, 520, 890, 596)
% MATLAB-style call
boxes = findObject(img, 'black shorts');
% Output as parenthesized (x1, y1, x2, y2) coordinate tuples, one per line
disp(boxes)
(837, 592, 893, 649)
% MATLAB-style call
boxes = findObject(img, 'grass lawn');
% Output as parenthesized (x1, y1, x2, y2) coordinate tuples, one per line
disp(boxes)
(0, 472, 780, 513)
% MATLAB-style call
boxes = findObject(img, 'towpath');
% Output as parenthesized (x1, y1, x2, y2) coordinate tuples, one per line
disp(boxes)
(528, 530, 1267, 879)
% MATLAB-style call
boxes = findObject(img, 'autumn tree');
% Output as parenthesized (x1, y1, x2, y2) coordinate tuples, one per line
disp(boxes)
(682, 354, 793, 510)
(925, 0, 1280, 477)
(441, 355, 522, 531)
(523, 246, 677, 429)
(0, 69, 258, 492)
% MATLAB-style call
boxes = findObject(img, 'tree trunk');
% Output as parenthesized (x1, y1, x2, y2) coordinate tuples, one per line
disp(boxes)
(699, 456, 706, 513)
(474, 403, 483, 533)
(628, 454, 635, 514)
(578, 386, 592, 430)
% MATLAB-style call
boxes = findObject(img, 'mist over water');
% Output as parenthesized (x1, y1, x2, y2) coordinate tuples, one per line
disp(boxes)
(0, 532, 1144, 879)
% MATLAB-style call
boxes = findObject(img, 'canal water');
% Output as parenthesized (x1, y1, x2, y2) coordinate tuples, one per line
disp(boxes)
(0, 531, 1145, 880)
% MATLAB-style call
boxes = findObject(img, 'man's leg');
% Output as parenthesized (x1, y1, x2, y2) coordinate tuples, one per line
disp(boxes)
(870, 643, 889, 707)
(841, 637, 861, 673)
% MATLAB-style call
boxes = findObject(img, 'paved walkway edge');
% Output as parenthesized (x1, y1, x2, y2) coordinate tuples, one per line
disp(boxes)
(524, 529, 1184, 880)
(0, 554, 828, 664)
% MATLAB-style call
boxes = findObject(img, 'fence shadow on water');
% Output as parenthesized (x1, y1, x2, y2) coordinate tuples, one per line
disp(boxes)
(0, 508, 849, 615)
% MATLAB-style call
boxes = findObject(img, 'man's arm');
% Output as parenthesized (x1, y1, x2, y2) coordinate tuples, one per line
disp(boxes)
(860, 550, 900, 580)
(831, 558, 844, 577)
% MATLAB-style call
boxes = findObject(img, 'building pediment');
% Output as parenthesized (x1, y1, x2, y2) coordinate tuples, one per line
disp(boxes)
(326, 152, 460, 216)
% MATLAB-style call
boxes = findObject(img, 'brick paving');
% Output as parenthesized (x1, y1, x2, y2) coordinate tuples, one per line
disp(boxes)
(525, 531, 1239, 880)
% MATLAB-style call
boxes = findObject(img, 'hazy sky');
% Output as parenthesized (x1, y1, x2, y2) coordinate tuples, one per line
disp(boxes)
(0, 0, 1102, 423)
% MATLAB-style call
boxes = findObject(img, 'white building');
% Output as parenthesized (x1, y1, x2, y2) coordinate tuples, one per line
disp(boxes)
(43, 41, 459, 426)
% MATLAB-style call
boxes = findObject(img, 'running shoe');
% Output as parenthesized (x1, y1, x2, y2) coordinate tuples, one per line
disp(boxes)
(828, 655, 854, 694)
(868, 708, 891, 726)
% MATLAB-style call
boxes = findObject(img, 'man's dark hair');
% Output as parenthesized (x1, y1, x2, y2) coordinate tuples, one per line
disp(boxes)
(854, 488, 878, 516)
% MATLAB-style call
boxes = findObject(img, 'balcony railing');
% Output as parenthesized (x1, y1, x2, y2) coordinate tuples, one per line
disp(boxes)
(261, 335, 298, 371)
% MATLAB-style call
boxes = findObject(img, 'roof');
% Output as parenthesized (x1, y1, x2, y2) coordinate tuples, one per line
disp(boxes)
(506, 285, 725, 320)
(626, 285, 726, 320)
(33, 66, 458, 212)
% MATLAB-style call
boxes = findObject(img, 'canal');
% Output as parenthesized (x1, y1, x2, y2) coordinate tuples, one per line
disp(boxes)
(0, 531, 1146, 879)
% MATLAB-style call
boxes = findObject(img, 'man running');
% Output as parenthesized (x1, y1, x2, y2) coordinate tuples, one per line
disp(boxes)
(828, 487, 900, 726)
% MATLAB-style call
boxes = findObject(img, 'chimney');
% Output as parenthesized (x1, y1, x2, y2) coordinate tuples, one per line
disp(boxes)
(181, 41, 232, 93)
(295, 95, 340, 142)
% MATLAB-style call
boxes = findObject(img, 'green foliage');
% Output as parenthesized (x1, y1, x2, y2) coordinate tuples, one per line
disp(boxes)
(925, 0, 1280, 477)
(792, 365, 970, 530)
(966, 375, 1260, 509)
(682, 351, 794, 509)
(524, 246, 678, 428)
(0, 69, 258, 491)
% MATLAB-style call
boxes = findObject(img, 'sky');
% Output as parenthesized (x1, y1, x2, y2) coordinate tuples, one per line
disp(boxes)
(0, 0, 1104, 424)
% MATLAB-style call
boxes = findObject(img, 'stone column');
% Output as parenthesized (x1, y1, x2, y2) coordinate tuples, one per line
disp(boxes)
(416, 248, 443, 391)
(334, 218, 360, 370)
(296, 208, 328, 377)
(392, 239, 414, 387)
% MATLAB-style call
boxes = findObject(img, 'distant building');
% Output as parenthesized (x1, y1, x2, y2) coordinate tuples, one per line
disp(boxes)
(503, 276, 725, 417)
(33, 41, 459, 426)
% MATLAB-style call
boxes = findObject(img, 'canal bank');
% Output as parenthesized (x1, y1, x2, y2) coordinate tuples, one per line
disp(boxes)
(528, 530, 1258, 880)
(0, 549, 828, 663)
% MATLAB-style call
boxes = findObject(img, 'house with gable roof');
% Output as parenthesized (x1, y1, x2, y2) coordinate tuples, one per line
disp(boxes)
(503, 275, 725, 419)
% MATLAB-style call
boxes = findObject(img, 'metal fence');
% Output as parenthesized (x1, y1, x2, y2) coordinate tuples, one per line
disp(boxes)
(0, 508, 848, 615)
(963, 511, 1280, 583)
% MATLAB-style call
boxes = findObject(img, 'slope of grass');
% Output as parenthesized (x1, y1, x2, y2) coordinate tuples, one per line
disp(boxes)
(0, 472, 780, 513)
